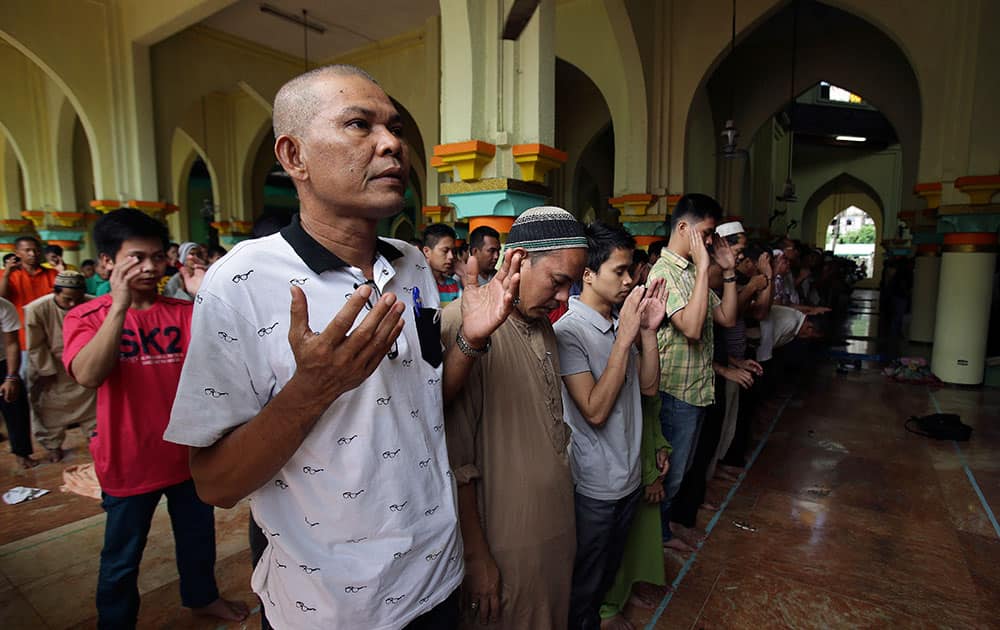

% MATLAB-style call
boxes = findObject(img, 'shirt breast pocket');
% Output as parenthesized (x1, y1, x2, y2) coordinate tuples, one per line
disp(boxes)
(414, 307, 443, 368)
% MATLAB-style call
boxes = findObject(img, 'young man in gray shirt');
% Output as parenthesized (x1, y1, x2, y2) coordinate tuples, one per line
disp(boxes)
(555, 223, 668, 630)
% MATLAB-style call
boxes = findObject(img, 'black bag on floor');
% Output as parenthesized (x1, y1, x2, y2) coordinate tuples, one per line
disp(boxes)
(904, 413, 972, 441)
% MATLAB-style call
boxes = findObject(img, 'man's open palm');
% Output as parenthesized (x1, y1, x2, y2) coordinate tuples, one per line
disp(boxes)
(459, 249, 522, 343)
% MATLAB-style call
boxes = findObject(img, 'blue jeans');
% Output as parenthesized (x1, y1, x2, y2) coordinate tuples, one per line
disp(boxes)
(97, 479, 219, 629)
(659, 391, 705, 542)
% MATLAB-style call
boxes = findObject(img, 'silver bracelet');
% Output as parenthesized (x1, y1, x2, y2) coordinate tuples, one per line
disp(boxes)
(456, 327, 491, 358)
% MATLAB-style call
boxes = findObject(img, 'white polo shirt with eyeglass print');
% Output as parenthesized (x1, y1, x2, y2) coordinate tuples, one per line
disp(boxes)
(165, 215, 462, 629)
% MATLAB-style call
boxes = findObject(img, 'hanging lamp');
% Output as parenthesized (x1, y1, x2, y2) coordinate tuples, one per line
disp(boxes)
(775, 0, 799, 203)
(720, 0, 742, 158)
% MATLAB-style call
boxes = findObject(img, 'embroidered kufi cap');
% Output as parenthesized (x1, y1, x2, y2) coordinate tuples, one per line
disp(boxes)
(505, 206, 587, 252)
(716, 221, 745, 238)
(54, 270, 86, 290)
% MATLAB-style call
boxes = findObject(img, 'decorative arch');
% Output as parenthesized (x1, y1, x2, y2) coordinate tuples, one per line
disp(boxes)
(555, 0, 646, 195)
(682, 0, 921, 221)
(388, 96, 426, 212)
(802, 172, 885, 285)
(802, 173, 884, 231)
(171, 128, 219, 211)
(241, 115, 276, 221)
(53, 96, 96, 212)
(683, 1, 922, 153)
(555, 57, 612, 212)
(0, 31, 105, 197)
(0, 122, 30, 214)
(390, 214, 416, 242)
(820, 0, 922, 80)
(571, 123, 615, 223)
(170, 127, 220, 241)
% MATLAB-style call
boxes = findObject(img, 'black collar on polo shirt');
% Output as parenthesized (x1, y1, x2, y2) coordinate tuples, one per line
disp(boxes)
(280, 213, 404, 275)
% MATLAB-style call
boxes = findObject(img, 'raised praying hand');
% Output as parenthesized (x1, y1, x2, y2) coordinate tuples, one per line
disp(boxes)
(639, 276, 668, 331)
(710, 234, 737, 271)
(180, 264, 207, 296)
(458, 248, 522, 346)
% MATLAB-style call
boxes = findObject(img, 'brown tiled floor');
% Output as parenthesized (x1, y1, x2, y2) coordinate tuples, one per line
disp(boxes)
(1, 312, 997, 628)
(0, 429, 257, 629)
(636, 369, 1000, 629)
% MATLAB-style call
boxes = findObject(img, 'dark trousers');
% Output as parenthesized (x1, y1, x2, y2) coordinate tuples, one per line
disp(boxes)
(0, 360, 32, 457)
(673, 374, 726, 529)
(568, 487, 642, 630)
(249, 516, 272, 630)
(721, 360, 767, 467)
(97, 479, 219, 629)
(405, 589, 460, 629)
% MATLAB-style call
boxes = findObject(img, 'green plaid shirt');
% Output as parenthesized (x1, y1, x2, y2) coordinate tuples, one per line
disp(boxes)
(647, 249, 720, 407)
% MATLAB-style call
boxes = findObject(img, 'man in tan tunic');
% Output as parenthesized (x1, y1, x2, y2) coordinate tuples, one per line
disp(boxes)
(444, 206, 588, 629)
(25, 270, 95, 461)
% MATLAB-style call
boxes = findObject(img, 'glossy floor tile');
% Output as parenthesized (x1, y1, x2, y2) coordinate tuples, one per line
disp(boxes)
(640, 293, 999, 629)
(0, 431, 255, 629)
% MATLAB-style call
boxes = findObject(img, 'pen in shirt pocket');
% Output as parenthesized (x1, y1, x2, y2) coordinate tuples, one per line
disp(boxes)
(411, 286, 423, 319)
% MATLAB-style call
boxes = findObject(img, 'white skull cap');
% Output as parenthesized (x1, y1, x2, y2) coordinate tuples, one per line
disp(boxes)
(716, 221, 745, 238)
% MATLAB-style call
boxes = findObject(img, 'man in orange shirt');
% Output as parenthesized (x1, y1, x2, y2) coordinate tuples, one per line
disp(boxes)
(1, 237, 59, 357)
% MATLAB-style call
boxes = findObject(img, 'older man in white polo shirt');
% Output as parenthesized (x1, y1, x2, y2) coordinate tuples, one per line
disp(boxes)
(165, 64, 520, 630)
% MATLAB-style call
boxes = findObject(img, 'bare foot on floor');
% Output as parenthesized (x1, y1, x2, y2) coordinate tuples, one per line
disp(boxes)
(671, 522, 706, 547)
(663, 537, 695, 553)
(16, 455, 38, 469)
(700, 501, 719, 512)
(629, 582, 671, 609)
(715, 468, 738, 482)
(46, 448, 63, 463)
(600, 613, 635, 630)
(193, 597, 249, 622)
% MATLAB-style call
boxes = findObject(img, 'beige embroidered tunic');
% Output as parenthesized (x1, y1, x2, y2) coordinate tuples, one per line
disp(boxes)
(25, 294, 97, 450)
(443, 298, 576, 630)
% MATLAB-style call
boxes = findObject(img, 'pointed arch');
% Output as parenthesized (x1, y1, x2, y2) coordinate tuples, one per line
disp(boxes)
(802, 172, 885, 284)
(682, 0, 921, 228)
(390, 214, 416, 242)
(388, 96, 426, 212)
(571, 122, 615, 223)
(556, 0, 647, 195)
(0, 122, 30, 214)
(170, 127, 220, 241)
(556, 57, 613, 212)
(0, 31, 106, 197)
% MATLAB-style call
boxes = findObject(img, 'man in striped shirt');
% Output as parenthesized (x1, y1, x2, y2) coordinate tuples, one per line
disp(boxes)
(422, 223, 462, 305)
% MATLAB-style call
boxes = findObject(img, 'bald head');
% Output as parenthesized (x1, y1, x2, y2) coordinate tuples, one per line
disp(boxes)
(272, 64, 379, 139)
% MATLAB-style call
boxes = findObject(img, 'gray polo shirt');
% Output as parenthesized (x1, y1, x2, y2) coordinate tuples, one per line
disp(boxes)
(554, 296, 642, 501)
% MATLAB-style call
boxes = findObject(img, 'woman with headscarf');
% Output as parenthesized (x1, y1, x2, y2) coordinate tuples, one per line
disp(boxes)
(162, 242, 207, 300)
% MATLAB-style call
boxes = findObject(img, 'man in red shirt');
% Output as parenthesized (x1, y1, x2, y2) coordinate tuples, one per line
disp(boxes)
(0, 236, 59, 351)
(63, 209, 246, 629)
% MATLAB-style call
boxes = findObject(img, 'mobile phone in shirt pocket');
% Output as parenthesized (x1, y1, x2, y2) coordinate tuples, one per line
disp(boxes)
(414, 307, 443, 368)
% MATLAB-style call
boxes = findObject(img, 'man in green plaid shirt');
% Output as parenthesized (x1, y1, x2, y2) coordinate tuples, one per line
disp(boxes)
(645, 194, 739, 551)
